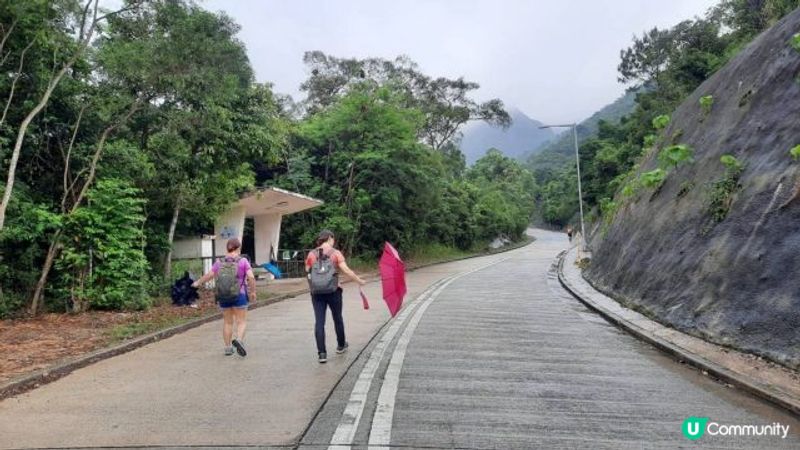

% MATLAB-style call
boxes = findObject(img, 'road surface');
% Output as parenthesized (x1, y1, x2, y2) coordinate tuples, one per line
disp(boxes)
(1, 230, 797, 449)
(301, 230, 800, 449)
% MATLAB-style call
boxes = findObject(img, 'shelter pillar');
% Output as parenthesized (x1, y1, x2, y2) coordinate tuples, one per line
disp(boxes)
(253, 213, 282, 264)
(214, 205, 246, 257)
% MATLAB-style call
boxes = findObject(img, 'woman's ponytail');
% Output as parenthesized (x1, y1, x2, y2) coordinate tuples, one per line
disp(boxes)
(315, 229, 335, 248)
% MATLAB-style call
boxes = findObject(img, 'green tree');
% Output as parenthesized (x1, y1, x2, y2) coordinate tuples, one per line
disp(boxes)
(300, 51, 511, 151)
(57, 178, 148, 312)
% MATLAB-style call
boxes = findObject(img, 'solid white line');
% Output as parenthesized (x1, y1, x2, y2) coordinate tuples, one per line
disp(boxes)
(327, 276, 452, 449)
(367, 258, 510, 449)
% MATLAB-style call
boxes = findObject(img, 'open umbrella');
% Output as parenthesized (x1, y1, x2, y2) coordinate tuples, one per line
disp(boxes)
(379, 242, 406, 317)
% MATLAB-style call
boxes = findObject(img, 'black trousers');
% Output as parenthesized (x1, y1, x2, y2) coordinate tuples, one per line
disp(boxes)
(312, 287, 345, 353)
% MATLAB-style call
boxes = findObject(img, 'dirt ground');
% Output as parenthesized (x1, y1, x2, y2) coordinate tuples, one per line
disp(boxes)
(0, 291, 222, 384)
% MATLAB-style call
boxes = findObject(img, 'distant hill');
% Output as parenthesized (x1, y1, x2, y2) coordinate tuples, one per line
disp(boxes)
(459, 107, 555, 164)
(524, 88, 639, 181)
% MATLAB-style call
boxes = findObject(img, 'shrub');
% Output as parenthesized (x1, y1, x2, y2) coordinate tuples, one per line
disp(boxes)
(699, 95, 713, 116)
(790, 144, 800, 160)
(791, 33, 800, 52)
(720, 154, 744, 173)
(659, 144, 694, 169)
(57, 179, 151, 311)
(641, 168, 667, 188)
(599, 197, 617, 217)
(621, 179, 641, 198)
(706, 155, 745, 227)
(0, 291, 25, 319)
(652, 114, 670, 130)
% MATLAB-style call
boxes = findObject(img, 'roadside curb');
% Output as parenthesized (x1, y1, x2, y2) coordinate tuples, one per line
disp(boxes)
(556, 248, 800, 417)
(0, 237, 535, 401)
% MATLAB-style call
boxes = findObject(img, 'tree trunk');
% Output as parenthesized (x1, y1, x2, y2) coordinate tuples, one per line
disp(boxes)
(0, 39, 34, 128)
(28, 99, 140, 314)
(164, 200, 181, 280)
(0, 0, 100, 230)
(29, 231, 62, 316)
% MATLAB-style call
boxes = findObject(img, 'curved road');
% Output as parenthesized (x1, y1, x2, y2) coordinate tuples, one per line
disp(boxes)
(302, 230, 799, 449)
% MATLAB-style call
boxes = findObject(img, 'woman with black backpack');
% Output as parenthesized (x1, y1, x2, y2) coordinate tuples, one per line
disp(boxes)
(306, 230, 366, 363)
(193, 238, 256, 357)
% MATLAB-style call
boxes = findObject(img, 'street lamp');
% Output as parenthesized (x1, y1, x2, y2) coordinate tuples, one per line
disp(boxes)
(539, 123, 587, 250)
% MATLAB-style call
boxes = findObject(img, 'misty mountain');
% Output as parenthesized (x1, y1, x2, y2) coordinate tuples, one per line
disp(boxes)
(524, 88, 640, 179)
(527, 88, 639, 161)
(459, 107, 555, 164)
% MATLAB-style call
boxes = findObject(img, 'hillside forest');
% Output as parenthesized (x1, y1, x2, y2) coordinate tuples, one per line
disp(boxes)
(0, 0, 534, 317)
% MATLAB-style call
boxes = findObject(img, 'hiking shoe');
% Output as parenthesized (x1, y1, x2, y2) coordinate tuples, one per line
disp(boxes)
(336, 342, 349, 354)
(318, 352, 328, 363)
(224, 346, 234, 356)
(232, 339, 247, 357)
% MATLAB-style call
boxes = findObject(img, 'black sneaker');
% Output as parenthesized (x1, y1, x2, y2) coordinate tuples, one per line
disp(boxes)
(232, 339, 247, 357)
(318, 352, 328, 363)
(336, 342, 349, 354)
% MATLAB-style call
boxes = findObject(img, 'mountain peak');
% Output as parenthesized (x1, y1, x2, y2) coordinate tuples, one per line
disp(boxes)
(459, 107, 554, 164)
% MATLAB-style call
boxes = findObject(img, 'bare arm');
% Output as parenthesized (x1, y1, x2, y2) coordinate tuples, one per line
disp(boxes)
(192, 270, 215, 288)
(338, 261, 366, 286)
(245, 269, 257, 302)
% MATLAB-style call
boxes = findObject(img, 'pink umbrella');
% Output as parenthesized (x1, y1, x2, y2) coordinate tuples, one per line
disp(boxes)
(379, 242, 406, 317)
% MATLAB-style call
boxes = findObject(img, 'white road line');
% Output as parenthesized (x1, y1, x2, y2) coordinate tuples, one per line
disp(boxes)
(327, 276, 452, 450)
(367, 258, 511, 450)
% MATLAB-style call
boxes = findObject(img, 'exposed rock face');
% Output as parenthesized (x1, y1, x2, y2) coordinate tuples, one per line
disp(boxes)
(585, 9, 800, 369)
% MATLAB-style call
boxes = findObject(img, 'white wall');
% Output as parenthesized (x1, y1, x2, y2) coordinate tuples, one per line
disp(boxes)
(214, 205, 246, 257)
(253, 213, 282, 264)
(172, 237, 214, 283)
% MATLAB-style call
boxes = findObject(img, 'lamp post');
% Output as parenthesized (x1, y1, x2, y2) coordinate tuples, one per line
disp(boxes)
(539, 123, 586, 250)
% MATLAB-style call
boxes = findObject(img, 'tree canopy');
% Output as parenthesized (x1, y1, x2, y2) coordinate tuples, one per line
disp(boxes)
(0, 0, 534, 317)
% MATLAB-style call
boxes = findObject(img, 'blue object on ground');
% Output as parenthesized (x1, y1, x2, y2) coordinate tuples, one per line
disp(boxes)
(262, 262, 282, 279)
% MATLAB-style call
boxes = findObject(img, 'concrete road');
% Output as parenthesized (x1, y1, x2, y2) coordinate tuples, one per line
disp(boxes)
(2, 230, 798, 449)
(302, 230, 800, 449)
(0, 246, 514, 449)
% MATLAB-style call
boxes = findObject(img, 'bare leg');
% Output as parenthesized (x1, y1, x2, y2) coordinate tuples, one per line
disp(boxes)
(233, 307, 247, 342)
(222, 308, 235, 346)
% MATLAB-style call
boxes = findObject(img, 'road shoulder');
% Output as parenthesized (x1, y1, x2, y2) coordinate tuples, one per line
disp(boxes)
(558, 246, 800, 416)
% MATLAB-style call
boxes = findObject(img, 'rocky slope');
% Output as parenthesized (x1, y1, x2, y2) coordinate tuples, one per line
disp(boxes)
(585, 9, 800, 369)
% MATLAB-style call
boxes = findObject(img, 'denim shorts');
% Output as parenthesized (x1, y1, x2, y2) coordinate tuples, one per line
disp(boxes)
(219, 293, 248, 309)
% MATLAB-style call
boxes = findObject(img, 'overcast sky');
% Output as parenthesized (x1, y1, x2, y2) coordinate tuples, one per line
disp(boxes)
(199, 0, 719, 124)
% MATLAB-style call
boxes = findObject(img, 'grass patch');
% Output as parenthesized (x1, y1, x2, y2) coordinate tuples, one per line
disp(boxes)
(347, 256, 379, 273)
(347, 237, 532, 273)
(703, 155, 745, 234)
(405, 243, 476, 266)
(106, 315, 192, 344)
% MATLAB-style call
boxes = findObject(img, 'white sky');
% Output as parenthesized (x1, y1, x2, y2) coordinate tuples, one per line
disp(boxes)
(200, 0, 719, 124)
